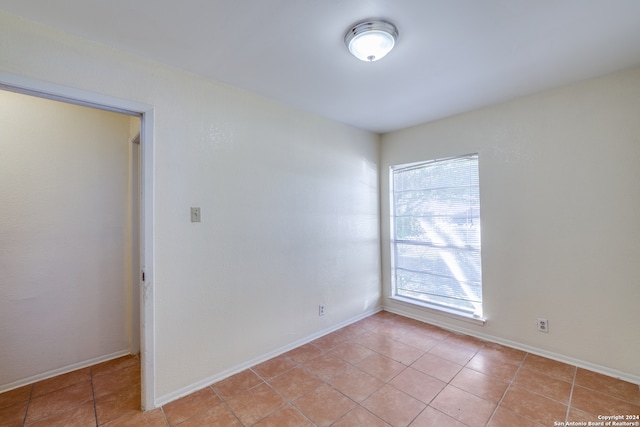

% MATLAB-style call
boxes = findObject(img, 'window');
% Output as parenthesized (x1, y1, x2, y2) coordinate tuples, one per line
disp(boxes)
(390, 154, 483, 319)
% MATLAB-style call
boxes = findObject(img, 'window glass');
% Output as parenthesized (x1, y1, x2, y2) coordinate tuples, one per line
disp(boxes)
(390, 154, 482, 318)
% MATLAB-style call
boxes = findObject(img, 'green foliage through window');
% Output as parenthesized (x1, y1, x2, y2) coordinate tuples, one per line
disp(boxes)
(391, 154, 482, 317)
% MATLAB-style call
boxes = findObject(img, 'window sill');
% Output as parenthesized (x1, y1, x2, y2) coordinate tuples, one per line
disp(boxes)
(389, 295, 486, 326)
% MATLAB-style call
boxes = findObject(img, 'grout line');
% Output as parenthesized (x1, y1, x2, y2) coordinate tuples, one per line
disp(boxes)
(564, 366, 578, 425)
(159, 405, 171, 427)
(391, 322, 478, 426)
(21, 384, 34, 427)
(90, 366, 98, 427)
(484, 350, 528, 426)
(288, 402, 318, 427)
(207, 385, 239, 426)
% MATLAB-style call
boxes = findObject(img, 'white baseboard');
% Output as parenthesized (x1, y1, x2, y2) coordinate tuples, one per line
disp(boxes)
(0, 349, 132, 394)
(383, 306, 640, 386)
(155, 307, 383, 407)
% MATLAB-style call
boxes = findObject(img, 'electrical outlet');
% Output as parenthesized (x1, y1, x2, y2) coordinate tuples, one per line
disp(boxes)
(537, 318, 549, 333)
(318, 304, 325, 317)
(190, 207, 201, 222)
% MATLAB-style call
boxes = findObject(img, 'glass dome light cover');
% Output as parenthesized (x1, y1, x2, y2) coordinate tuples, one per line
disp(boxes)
(345, 20, 398, 62)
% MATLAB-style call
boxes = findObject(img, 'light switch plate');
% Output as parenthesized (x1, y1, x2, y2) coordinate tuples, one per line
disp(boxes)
(191, 207, 201, 222)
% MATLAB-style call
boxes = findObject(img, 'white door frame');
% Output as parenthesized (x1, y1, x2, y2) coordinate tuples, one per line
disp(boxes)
(0, 71, 156, 410)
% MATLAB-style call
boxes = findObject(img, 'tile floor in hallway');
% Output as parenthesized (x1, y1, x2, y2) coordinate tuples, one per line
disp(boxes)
(1, 311, 639, 426)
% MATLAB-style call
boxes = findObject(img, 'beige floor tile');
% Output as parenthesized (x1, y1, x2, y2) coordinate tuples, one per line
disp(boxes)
(376, 321, 413, 340)
(575, 368, 640, 405)
(0, 401, 28, 427)
(225, 383, 286, 426)
(354, 317, 387, 332)
(175, 403, 242, 427)
(487, 407, 546, 427)
(252, 355, 297, 380)
(466, 352, 519, 381)
(267, 367, 323, 401)
(354, 331, 397, 352)
(570, 385, 640, 416)
(252, 405, 314, 427)
(371, 311, 398, 322)
(0, 385, 31, 411)
(92, 355, 140, 378)
(429, 341, 478, 365)
(302, 353, 349, 382)
(330, 365, 384, 402)
(311, 331, 347, 351)
(376, 339, 425, 365)
(101, 407, 168, 426)
(25, 381, 93, 424)
(430, 385, 496, 427)
(211, 369, 263, 400)
(32, 368, 91, 398)
(479, 343, 527, 365)
(396, 329, 442, 352)
(389, 367, 446, 404)
(362, 384, 426, 427)
(411, 353, 463, 383)
(500, 385, 568, 426)
(95, 384, 141, 425)
(411, 323, 451, 340)
(328, 341, 376, 364)
(443, 333, 486, 351)
(334, 322, 369, 340)
(522, 354, 576, 383)
(567, 406, 601, 424)
(410, 406, 468, 427)
(283, 343, 323, 364)
(161, 386, 219, 426)
(333, 406, 391, 427)
(92, 364, 140, 399)
(450, 368, 509, 403)
(24, 401, 95, 427)
(294, 384, 355, 427)
(512, 368, 572, 404)
(356, 353, 406, 382)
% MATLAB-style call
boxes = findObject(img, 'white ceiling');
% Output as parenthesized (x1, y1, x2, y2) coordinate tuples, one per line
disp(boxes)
(2, 0, 640, 133)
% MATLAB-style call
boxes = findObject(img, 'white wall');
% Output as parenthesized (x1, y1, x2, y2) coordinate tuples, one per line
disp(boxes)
(0, 90, 136, 388)
(381, 67, 640, 380)
(0, 12, 381, 402)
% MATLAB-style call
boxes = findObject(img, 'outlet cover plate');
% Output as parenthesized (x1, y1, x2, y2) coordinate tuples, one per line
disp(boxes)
(191, 207, 201, 222)
(537, 318, 548, 333)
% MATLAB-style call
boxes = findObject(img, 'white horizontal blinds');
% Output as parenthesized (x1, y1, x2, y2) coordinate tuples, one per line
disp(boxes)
(392, 154, 482, 316)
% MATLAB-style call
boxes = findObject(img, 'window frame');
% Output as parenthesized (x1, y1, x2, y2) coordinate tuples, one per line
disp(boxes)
(389, 154, 485, 325)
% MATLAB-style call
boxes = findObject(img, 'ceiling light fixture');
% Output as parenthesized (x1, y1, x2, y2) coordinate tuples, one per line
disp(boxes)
(344, 20, 398, 62)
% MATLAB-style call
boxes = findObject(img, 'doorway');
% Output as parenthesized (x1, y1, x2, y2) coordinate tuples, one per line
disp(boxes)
(0, 75, 155, 409)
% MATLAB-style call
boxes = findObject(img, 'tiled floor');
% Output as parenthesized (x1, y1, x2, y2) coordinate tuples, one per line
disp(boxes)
(1, 311, 639, 426)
